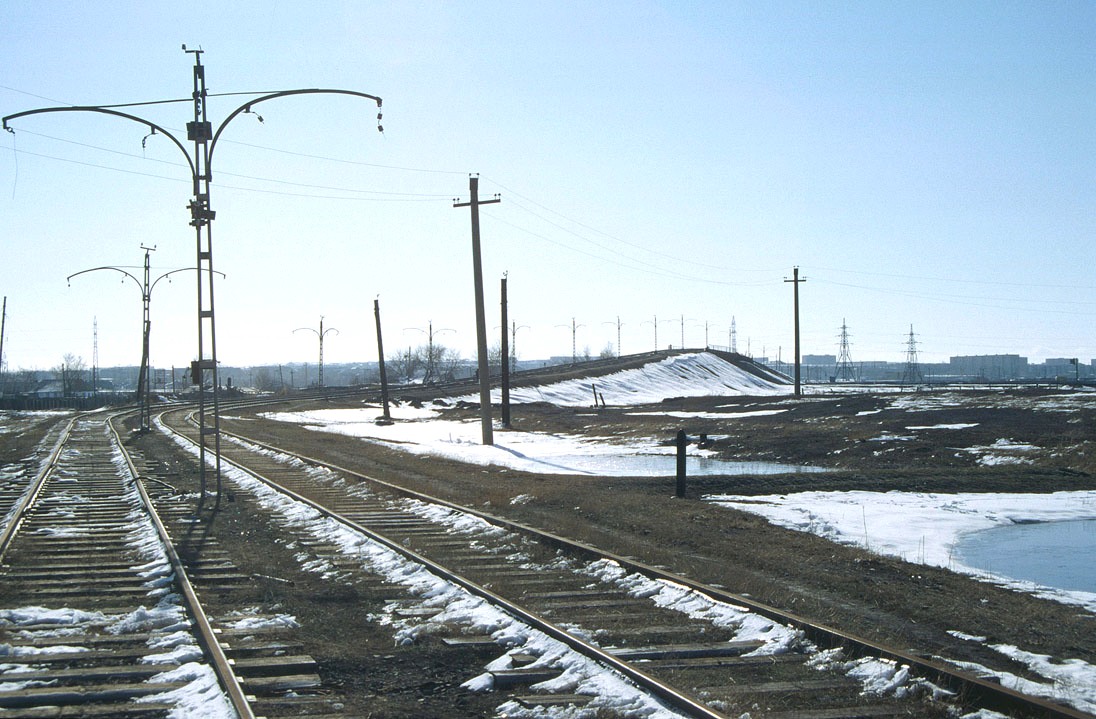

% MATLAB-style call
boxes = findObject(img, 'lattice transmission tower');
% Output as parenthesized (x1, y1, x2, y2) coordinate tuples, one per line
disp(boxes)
(730, 316, 737, 353)
(834, 319, 856, 382)
(901, 324, 923, 386)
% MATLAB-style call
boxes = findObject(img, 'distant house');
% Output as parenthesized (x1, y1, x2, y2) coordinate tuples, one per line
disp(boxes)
(33, 380, 67, 399)
(33, 377, 97, 398)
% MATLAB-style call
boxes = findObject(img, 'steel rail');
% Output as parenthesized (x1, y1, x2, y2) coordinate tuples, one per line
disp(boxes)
(193, 412, 1094, 719)
(163, 409, 729, 719)
(107, 411, 257, 719)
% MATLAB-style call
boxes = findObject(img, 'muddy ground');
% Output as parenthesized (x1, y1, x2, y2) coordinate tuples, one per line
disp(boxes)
(211, 387, 1096, 672)
(4, 386, 1096, 716)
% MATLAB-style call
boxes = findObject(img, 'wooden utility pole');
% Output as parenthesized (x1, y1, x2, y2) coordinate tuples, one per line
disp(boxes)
(454, 175, 500, 445)
(784, 266, 805, 397)
(374, 298, 391, 421)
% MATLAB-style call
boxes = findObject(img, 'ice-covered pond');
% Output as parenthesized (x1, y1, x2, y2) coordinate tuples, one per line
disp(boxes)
(956, 518, 1096, 594)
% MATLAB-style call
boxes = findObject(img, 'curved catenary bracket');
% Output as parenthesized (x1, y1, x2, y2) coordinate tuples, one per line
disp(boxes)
(67, 266, 142, 293)
(209, 89, 382, 170)
(4, 107, 197, 186)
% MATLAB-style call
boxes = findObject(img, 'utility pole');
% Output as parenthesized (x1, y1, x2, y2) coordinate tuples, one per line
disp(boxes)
(500, 275, 510, 428)
(374, 298, 391, 421)
(4, 48, 382, 508)
(677, 314, 696, 350)
(68, 246, 210, 430)
(92, 317, 99, 398)
(404, 320, 454, 383)
(643, 315, 661, 352)
(603, 316, 623, 357)
(138, 245, 153, 424)
(1, 296, 8, 394)
(784, 266, 805, 397)
(454, 174, 500, 445)
(294, 316, 338, 388)
(557, 318, 585, 363)
(510, 321, 528, 374)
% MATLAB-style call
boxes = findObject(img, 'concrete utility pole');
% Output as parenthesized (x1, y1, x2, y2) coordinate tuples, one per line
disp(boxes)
(500, 275, 511, 428)
(294, 317, 338, 388)
(4, 48, 382, 506)
(0, 297, 6, 392)
(68, 246, 211, 430)
(92, 318, 99, 398)
(454, 175, 500, 445)
(374, 298, 391, 421)
(784, 266, 805, 397)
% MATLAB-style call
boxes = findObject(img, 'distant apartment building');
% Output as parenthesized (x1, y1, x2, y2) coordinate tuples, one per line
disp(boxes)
(948, 354, 1028, 381)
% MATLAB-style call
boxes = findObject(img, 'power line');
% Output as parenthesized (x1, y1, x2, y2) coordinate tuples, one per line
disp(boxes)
(813, 264, 1094, 292)
(7, 130, 453, 199)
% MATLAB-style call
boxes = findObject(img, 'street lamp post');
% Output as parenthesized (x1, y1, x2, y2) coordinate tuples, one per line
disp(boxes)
(4, 48, 382, 503)
(294, 316, 338, 388)
(67, 245, 218, 431)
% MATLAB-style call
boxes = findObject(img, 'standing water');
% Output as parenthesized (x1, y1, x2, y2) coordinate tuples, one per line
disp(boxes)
(956, 519, 1096, 594)
(543, 454, 829, 477)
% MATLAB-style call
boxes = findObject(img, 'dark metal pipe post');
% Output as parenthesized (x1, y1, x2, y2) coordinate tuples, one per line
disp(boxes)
(675, 429, 687, 498)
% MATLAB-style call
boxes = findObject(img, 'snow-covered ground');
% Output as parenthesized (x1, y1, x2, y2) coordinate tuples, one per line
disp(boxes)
(704, 490, 1096, 612)
(263, 403, 713, 475)
(467, 351, 789, 406)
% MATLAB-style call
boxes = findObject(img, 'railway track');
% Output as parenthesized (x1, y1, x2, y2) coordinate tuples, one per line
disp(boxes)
(0, 411, 352, 718)
(151, 403, 1092, 719)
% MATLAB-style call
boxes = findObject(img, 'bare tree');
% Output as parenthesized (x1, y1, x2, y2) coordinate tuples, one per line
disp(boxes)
(53, 354, 89, 397)
(418, 343, 461, 383)
(253, 367, 278, 393)
(387, 347, 420, 384)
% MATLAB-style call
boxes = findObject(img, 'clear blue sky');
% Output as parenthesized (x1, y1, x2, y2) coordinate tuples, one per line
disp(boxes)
(2, 1, 1093, 371)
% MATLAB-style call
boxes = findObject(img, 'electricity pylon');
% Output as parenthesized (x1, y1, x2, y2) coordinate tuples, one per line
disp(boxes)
(901, 324, 924, 387)
(834, 319, 856, 382)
